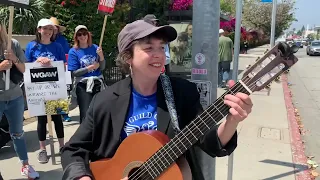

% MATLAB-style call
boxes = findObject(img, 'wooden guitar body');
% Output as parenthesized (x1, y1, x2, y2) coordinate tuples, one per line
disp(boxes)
(90, 130, 192, 180)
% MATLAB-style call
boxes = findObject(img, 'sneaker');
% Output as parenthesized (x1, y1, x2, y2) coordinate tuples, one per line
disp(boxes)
(21, 165, 40, 179)
(62, 114, 71, 122)
(37, 150, 48, 164)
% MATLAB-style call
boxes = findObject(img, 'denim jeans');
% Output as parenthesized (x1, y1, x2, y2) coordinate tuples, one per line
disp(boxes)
(218, 61, 231, 86)
(0, 96, 28, 163)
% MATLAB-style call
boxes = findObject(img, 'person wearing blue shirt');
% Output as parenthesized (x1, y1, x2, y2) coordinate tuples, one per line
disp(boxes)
(24, 19, 66, 164)
(67, 25, 106, 124)
(50, 17, 70, 54)
(50, 17, 72, 122)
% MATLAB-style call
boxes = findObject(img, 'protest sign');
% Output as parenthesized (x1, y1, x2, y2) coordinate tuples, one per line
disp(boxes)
(24, 61, 68, 117)
(97, 0, 117, 46)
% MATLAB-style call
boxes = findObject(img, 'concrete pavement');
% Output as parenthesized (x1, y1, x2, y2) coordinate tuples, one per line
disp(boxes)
(0, 45, 311, 180)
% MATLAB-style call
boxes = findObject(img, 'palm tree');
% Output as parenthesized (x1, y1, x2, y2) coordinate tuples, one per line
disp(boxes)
(0, 0, 47, 34)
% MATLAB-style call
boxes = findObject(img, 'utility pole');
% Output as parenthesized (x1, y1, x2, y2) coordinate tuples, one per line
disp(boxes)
(229, 0, 244, 180)
(191, 0, 220, 179)
(231, 0, 243, 83)
(270, 0, 277, 47)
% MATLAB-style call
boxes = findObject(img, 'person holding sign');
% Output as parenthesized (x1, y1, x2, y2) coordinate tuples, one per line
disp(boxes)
(24, 18, 66, 164)
(50, 16, 72, 122)
(67, 25, 106, 124)
(0, 24, 39, 179)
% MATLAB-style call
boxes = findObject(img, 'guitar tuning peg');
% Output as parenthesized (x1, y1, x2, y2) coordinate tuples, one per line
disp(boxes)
(274, 76, 281, 83)
(264, 49, 269, 54)
(284, 69, 290, 74)
(246, 65, 251, 69)
(255, 57, 260, 61)
(265, 84, 271, 89)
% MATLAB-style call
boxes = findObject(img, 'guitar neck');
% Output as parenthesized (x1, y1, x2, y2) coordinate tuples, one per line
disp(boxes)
(142, 81, 252, 177)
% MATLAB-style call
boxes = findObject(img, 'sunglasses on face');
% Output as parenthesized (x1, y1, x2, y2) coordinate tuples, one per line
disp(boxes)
(77, 31, 88, 37)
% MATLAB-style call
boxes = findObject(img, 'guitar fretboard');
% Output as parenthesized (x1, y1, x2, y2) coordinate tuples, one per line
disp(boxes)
(141, 81, 252, 179)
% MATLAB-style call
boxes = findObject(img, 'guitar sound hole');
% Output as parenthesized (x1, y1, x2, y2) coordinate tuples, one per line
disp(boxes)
(128, 167, 152, 180)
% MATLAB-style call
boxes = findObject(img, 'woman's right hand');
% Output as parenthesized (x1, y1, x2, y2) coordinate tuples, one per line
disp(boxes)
(36, 57, 51, 66)
(121, 177, 128, 180)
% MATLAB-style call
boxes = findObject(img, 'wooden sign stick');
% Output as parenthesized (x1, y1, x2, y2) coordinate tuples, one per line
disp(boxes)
(99, 15, 108, 47)
(47, 114, 56, 164)
(5, 6, 14, 90)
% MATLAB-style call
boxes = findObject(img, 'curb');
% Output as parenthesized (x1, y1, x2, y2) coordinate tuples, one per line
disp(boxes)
(281, 74, 312, 180)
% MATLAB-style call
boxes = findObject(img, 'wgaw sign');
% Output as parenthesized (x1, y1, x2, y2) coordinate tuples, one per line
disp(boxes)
(30, 67, 59, 82)
(24, 62, 67, 117)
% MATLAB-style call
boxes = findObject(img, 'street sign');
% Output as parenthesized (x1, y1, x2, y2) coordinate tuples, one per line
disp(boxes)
(261, 0, 272, 2)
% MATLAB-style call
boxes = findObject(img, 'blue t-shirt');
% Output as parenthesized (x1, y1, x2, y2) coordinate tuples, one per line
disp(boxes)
(121, 88, 158, 140)
(67, 44, 102, 77)
(55, 34, 70, 54)
(24, 41, 66, 63)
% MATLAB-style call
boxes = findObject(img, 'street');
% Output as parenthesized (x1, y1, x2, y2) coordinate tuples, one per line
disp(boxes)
(287, 47, 320, 179)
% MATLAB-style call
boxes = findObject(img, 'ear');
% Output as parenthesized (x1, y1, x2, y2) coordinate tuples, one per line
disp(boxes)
(126, 58, 133, 65)
(37, 27, 41, 33)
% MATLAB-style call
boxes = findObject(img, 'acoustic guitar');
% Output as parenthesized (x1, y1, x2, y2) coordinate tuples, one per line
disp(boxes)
(89, 42, 299, 180)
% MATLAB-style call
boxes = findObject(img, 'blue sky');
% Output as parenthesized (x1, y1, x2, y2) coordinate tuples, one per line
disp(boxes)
(289, 0, 320, 30)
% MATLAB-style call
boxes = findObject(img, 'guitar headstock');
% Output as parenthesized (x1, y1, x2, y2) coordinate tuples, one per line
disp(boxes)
(242, 42, 299, 92)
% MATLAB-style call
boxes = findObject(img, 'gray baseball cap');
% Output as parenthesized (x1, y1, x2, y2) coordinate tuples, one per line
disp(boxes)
(117, 20, 177, 53)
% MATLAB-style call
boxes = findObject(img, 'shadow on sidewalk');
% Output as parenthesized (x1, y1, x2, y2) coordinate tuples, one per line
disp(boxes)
(260, 159, 308, 180)
(0, 130, 40, 161)
(0, 119, 79, 161)
(10, 168, 63, 180)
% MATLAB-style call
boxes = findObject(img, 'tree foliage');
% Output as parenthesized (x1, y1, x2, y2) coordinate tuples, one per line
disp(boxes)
(44, 0, 131, 58)
(242, 0, 296, 38)
(220, 0, 236, 15)
(0, 0, 47, 34)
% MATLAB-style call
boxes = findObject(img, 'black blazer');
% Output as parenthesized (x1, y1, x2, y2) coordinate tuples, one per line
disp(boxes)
(61, 76, 237, 180)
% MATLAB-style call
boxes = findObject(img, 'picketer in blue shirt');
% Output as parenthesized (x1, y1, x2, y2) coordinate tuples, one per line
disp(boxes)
(121, 87, 158, 140)
(24, 41, 66, 63)
(67, 44, 102, 77)
(55, 33, 70, 54)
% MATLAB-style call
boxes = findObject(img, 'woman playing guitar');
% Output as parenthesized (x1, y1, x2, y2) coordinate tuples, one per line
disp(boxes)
(60, 19, 253, 180)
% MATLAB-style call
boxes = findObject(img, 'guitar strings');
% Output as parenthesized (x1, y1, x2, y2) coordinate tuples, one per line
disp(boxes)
(129, 72, 271, 180)
(129, 76, 258, 180)
(130, 76, 258, 180)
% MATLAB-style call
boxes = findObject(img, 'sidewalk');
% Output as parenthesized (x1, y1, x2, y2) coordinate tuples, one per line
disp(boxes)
(215, 45, 306, 180)
(0, 45, 310, 180)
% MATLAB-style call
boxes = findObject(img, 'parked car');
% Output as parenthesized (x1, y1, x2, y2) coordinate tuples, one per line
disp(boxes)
(295, 40, 303, 48)
(306, 41, 320, 56)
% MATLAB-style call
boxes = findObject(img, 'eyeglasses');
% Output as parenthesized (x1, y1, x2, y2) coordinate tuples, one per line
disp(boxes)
(77, 31, 88, 36)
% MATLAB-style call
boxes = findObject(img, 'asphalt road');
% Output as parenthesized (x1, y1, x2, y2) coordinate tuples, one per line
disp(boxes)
(287, 46, 320, 178)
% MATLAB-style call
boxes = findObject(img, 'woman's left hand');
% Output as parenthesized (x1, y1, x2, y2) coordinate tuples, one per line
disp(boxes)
(4, 49, 19, 64)
(223, 80, 253, 123)
(96, 47, 104, 59)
